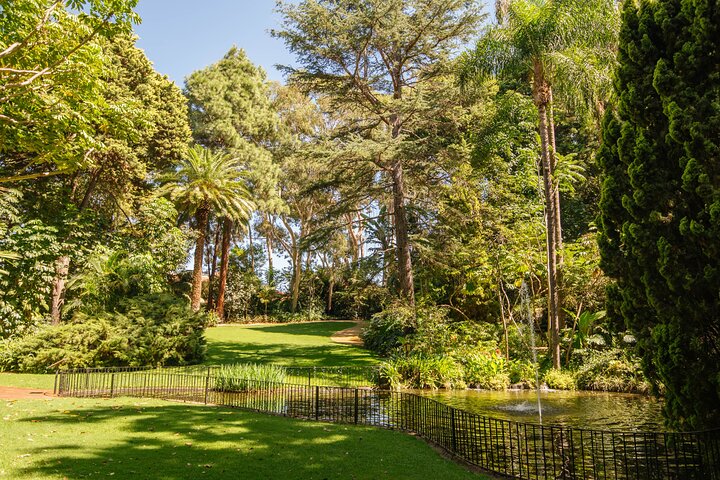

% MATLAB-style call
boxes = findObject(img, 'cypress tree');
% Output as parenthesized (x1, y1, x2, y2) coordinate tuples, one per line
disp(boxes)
(598, 0, 720, 430)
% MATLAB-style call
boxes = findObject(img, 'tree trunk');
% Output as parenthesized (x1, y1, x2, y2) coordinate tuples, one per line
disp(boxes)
(290, 246, 301, 313)
(216, 217, 232, 321)
(547, 89, 565, 330)
(537, 101, 562, 370)
(327, 272, 334, 313)
(533, 61, 561, 369)
(50, 255, 70, 324)
(191, 206, 210, 312)
(391, 160, 415, 306)
(206, 223, 221, 312)
(49, 169, 102, 324)
(265, 214, 274, 286)
(248, 221, 255, 275)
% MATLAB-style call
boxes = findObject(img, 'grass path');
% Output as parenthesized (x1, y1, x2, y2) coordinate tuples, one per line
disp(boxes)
(0, 397, 484, 480)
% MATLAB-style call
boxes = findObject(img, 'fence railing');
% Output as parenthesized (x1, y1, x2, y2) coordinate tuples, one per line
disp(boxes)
(55, 367, 720, 480)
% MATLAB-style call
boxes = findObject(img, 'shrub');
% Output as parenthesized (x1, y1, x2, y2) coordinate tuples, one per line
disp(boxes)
(0, 294, 208, 373)
(509, 359, 537, 386)
(543, 369, 576, 390)
(362, 302, 416, 356)
(379, 355, 465, 390)
(214, 363, 288, 392)
(462, 352, 510, 390)
(574, 348, 650, 393)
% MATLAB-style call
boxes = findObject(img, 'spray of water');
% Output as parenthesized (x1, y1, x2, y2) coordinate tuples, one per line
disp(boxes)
(520, 281, 543, 424)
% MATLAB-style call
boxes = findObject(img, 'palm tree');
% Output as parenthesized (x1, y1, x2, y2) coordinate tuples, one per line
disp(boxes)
(460, 0, 618, 368)
(160, 145, 255, 312)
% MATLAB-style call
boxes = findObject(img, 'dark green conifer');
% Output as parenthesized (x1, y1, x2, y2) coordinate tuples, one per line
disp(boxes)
(598, 0, 719, 429)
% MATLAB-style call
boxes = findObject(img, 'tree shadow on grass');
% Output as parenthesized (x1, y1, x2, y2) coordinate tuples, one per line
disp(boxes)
(15, 402, 478, 480)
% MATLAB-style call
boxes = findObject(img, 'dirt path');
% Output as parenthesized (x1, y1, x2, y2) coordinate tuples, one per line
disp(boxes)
(330, 320, 367, 346)
(0, 386, 53, 400)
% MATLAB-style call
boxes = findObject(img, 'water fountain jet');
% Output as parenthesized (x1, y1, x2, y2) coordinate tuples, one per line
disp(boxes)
(520, 281, 543, 424)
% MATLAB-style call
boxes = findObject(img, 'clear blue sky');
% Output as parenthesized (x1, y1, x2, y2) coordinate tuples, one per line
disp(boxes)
(133, 1, 296, 85)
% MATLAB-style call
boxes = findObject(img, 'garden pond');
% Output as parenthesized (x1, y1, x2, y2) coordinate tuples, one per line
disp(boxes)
(418, 388, 666, 432)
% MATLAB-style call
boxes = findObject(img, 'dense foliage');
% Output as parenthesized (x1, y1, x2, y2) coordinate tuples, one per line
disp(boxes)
(0, 294, 208, 372)
(597, 0, 720, 429)
(0, 0, 717, 432)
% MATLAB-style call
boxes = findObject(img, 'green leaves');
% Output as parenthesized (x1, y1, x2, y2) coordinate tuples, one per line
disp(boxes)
(159, 145, 256, 224)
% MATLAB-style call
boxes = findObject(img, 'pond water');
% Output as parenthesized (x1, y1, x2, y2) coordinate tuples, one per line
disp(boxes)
(417, 389, 666, 432)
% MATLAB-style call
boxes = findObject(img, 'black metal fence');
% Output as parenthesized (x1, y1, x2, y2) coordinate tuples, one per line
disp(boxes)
(55, 367, 720, 480)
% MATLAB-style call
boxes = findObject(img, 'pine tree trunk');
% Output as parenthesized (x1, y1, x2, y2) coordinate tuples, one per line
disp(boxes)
(391, 160, 415, 306)
(191, 206, 210, 312)
(265, 214, 274, 286)
(216, 217, 232, 321)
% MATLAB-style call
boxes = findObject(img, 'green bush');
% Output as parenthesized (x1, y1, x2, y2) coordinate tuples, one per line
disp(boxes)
(509, 359, 537, 386)
(574, 348, 650, 393)
(462, 352, 510, 390)
(362, 302, 416, 356)
(214, 363, 288, 392)
(0, 294, 208, 373)
(379, 355, 465, 390)
(543, 369, 576, 390)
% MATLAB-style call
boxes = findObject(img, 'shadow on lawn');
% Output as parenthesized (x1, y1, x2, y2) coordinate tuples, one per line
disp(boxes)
(16, 403, 461, 480)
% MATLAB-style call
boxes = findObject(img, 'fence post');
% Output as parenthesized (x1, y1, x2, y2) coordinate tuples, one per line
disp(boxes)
(109, 372, 115, 398)
(53, 370, 59, 396)
(354, 388, 359, 424)
(315, 385, 320, 420)
(450, 408, 457, 453)
(308, 369, 312, 387)
(204, 371, 210, 404)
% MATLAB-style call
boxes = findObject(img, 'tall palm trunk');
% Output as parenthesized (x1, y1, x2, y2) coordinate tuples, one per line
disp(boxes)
(547, 89, 565, 338)
(215, 217, 232, 320)
(191, 205, 210, 312)
(206, 224, 221, 312)
(533, 61, 562, 369)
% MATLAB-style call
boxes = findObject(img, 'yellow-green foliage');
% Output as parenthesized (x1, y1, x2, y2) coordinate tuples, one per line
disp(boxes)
(543, 369, 576, 390)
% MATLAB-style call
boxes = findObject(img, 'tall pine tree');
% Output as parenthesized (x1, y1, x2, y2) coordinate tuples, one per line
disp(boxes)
(598, 0, 720, 429)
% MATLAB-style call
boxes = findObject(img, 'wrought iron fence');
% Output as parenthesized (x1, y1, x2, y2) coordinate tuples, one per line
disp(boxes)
(55, 367, 720, 480)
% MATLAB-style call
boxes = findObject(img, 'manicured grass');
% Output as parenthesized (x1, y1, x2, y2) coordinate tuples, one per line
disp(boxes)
(204, 322, 377, 366)
(0, 373, 55, 390)
(0, 397, 484, 480)
(0, 321, 375, 390)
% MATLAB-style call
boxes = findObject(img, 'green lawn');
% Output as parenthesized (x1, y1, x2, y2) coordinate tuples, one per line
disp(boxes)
(0, 321, 374, 390)
(0, 397, 484, 480)
(0, 373, 55, 390)
(204, 322, 377, 366)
